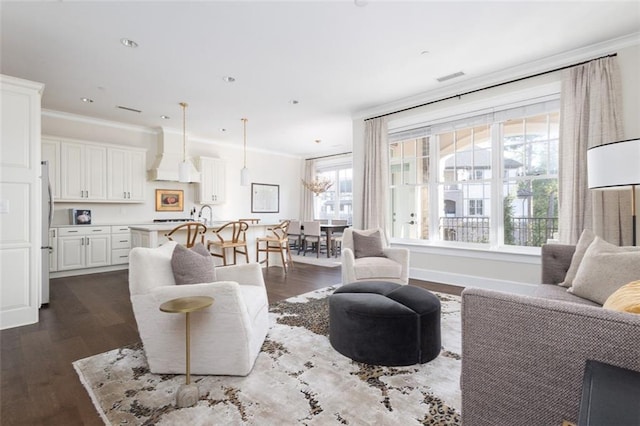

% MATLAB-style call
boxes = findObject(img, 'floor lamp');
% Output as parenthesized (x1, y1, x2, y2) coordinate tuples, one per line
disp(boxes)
(587, 138, 640, 246)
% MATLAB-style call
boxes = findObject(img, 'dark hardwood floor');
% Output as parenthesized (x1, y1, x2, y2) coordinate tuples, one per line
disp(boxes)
(0, 263, 461, 425)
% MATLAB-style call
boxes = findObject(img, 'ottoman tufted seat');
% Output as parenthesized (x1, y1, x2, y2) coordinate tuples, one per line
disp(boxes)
(329, 281, 441, 366)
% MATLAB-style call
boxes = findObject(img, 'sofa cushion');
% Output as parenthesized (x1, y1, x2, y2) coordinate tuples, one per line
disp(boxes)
(569, 237, 640, 305)
(354, 257, 403, 280)
(352, 230, 385, 258)
(603, 280, 640, 314)
(560, 229, 596, 288)
(533, 284, 600, 306)
(171, 243, 217, 285)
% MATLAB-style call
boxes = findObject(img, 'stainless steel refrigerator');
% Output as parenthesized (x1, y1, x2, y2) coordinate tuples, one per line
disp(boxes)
(41, 160, 53, 306)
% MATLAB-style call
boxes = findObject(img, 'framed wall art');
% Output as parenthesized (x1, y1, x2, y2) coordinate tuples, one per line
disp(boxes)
(155, 189, 184, 211)
(251, 183, 279, 213)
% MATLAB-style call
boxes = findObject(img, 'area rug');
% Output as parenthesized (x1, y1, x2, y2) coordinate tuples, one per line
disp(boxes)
(73, 286, 462, 425)
(290, 253, 341, 268)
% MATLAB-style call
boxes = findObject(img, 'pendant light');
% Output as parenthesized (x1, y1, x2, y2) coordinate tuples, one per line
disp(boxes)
(178, 102, 190, 183)
(240, 117, 249, 186)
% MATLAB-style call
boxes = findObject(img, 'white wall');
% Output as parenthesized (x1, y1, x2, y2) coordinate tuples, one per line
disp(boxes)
(352, 38, 640, 291)
(42, 111, 303, 226)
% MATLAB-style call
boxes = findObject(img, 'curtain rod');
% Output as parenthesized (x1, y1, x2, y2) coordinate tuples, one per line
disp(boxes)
(364, 53, 618, 122)
(306, 151, 352, 161)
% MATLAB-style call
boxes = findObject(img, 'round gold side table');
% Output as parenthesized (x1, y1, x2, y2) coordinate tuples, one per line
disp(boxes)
(160, 295, 214, 408)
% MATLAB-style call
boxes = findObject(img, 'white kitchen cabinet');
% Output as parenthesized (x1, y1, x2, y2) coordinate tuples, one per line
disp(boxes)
(110, 225, 131, 265)
(57, 226, 111, 270)
(49, 228, 58, 272)
(107, 148, 146, 202)
(60, 142, 107, 201)
(41, 138, 60, 199)
(196, 157, 226, 204)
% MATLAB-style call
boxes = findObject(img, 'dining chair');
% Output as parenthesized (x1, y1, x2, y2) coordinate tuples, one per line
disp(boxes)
(164, 222, 207, 248)
(301, 221, 324, 258)
(287, 220, 302, 253)
(329, 219, 348, 257)
(256, 220, 293, 273)
(208, 221, 250, 266)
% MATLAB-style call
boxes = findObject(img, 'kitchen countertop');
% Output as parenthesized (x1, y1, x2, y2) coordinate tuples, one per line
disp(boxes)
(129, 222, 279, 232)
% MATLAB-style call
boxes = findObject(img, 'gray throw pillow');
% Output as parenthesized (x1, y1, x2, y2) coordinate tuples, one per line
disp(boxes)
(171, 243, 216, 285)
(560, 228, 596, 288)
(569, 237, 640, 305)
(352, 230, 386, 259)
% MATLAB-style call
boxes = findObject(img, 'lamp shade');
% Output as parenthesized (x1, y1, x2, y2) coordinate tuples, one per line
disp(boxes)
(240, 166, 249, 186)
(587, 138, 640, 189)
(178, 161, 190, 183)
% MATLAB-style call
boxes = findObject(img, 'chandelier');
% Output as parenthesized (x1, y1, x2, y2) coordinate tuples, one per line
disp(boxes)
(302, 176, 333, 195)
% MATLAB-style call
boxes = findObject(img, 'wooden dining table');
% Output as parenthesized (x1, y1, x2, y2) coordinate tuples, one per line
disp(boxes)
(319, 224, 350, 258)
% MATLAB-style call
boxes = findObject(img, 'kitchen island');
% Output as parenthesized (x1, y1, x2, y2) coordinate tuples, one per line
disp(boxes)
(130, 221, 282, 266)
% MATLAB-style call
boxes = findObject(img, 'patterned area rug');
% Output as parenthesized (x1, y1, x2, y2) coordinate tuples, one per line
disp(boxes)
(73, 286, 462, 425)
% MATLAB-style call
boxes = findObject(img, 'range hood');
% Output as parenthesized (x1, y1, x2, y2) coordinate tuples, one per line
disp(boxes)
(148, 127, 201, 182)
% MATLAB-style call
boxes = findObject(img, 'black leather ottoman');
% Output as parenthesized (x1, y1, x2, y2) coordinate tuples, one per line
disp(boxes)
(329, 281, 441, 366)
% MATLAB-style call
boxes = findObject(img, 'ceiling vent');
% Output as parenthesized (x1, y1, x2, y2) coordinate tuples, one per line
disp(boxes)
(436, 71, 465, 83)
(116, 105, 142, 113)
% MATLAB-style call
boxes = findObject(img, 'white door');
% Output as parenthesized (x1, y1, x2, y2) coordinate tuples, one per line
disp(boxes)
(107, 148, 127, 200)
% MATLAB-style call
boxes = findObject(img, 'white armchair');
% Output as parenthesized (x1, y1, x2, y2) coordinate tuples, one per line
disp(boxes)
(341, 228, 410, 285)
(129, 241, 269, 376)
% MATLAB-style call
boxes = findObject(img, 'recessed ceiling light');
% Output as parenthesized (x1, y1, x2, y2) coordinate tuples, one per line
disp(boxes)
(354, 0, 368, 7)
(161, 115, 170, 120)
(81, 97, 93, 103)
(220, 128, 227, 132)
(223, 76, 236, 83)
(420, 50, 430, 55)
(120, 38, 138, 48)
(289, 99, 299, 105)
(315, 139, 322, 144)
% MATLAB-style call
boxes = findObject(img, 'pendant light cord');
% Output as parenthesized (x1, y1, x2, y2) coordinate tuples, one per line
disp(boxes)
(180, 102, 188, 162)
(242, 118, 248, 167)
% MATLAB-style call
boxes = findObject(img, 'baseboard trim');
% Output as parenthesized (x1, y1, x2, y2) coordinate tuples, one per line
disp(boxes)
(51, 264, 128, 279)
(410, 267, 539, 294)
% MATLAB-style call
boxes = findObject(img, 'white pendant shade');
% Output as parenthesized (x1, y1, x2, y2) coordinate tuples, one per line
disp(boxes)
(178, 161, 190, 183)
(240, 166, 249, 186)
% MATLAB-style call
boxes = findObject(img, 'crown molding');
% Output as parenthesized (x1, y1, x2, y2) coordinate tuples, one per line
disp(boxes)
(355, 32, 640, 121)
(42, 109, 159, 135)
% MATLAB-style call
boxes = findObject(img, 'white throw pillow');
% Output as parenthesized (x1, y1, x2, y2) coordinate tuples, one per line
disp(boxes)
(569, 237, 640, 305)
(559, 229, 596, 288)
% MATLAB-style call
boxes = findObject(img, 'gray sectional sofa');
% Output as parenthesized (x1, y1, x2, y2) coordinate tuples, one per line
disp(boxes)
(460, 243, 640, 426)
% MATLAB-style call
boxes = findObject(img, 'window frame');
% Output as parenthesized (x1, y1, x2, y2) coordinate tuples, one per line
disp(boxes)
(387, 83, 561, 252)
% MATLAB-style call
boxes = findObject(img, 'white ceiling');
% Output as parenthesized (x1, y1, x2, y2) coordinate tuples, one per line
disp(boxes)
(2, 1, 639, 158)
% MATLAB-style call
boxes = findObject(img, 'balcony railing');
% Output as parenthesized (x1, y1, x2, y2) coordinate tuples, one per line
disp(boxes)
(439, 216, 558, 247)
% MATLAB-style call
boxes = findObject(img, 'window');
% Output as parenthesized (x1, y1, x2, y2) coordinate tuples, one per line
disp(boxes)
(314, 163, 353, 223)
(468, 199, 484, 216)
(388, 99, 559, 247)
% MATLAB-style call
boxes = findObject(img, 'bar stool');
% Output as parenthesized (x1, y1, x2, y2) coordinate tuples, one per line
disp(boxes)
(165, 222, 207, 248)
(256, 220, 293, 273)
(208, 221, 249, 266)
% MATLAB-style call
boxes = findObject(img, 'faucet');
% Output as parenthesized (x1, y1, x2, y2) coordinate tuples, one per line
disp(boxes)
(198, 205, 213, 226)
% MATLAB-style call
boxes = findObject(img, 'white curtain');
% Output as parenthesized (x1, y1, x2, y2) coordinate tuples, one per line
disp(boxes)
(362, 117, 389, 230)
(300, 159, 316, 221)
(558, 56, 628, 245)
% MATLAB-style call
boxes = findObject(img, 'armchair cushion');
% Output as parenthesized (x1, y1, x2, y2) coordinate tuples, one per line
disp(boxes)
(353, 256, 403, 281)
(171, 242, 216, 285)
(352, 230, 385, 258)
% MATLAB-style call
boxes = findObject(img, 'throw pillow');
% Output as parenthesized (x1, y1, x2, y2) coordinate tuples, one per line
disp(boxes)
(569, 237, 640, 305)
(352, 230, 385, 259)
(559, 228, 596, 288)
(171, 243, 216, 285)
(603, 280, 640, 314)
